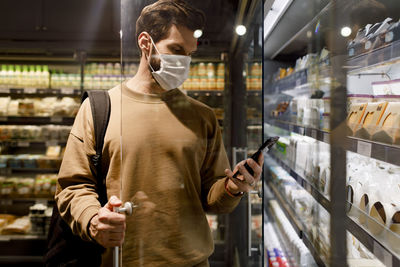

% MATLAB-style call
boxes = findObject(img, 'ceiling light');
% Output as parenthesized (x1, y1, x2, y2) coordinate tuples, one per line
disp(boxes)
(235, 25, 247, 36)
(264, 0, 293, 41)
(341, 26, 352, 37)
(193, 29, 203, 38)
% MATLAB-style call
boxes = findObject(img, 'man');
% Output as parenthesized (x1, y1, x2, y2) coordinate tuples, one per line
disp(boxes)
(55, 0, 264, 266)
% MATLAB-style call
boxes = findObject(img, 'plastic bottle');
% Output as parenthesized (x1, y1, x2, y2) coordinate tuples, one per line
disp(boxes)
(7, 65, 14, 86)
(14, 65, 22, 87)
(0, 65, 6, 85)
(22, 65, 29, 87)
(42, 65, 50, 88)
(29, 65, 36, 87)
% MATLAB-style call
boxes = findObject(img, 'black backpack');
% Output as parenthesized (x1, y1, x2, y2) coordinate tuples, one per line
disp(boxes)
(44, 90, 111, 267)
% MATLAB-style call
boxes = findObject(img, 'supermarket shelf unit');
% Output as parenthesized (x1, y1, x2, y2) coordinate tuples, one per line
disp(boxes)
(264, 35, 400, 267)
(265, 152, 400, 266)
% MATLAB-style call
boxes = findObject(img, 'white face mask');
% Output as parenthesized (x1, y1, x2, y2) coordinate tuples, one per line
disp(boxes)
(148, 36, 191, 90)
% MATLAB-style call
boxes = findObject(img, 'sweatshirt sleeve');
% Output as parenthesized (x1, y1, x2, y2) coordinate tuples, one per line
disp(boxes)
(200, 112, 242, 214)
(54, 99, 102, 241)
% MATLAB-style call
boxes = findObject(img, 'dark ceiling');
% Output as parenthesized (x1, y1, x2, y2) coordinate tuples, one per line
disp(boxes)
(0, 0, 244, 60)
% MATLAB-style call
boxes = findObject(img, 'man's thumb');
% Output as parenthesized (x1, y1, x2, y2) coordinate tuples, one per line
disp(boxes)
(104, 195, 122, 211)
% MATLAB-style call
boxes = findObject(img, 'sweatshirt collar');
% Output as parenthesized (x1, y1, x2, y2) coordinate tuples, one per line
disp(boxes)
(122, 81, 182, 103)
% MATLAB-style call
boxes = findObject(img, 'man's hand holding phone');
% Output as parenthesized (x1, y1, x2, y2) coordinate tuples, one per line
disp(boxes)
(224, 153, 264, 195)
(224, 136, 279, 195)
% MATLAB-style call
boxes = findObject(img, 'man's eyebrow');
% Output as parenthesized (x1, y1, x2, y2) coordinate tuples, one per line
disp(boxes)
(168, 43, 185, 50)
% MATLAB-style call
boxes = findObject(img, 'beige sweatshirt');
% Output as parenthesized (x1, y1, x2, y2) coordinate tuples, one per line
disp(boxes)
(55, 83, 242, 266)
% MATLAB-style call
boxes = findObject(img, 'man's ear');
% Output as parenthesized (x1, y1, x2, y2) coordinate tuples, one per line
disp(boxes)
(138, 32, 151, 57)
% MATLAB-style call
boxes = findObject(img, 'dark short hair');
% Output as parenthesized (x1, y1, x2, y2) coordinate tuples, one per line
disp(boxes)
(136, 0, 205, 45)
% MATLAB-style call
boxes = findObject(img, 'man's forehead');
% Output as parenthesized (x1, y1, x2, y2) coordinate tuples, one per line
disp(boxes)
(162, 25, 197, 49)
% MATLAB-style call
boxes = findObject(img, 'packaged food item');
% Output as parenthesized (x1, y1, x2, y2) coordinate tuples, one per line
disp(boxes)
(1, 216, 31, 235)
(346, 103, 368, 135)
(371, 102, 400, 144)
(29, 203, 47, 235)
(7, 100, 19, 116)
(18, 99, 35, 116)
(0, 214, 16, 226)
(0, 97, 10, 116)
(16, 178, 34, 196)
(22, 155, 38, 169)
(354, 102, 388, 139)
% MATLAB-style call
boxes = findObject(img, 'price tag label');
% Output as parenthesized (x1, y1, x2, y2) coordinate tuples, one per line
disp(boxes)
(357, 141, 372, 157)
(311, 129, 317, 139)
(61, 88, 74, 95)
(12, 88, 24, 94)
(0, 199, 12, 206)
(323, 133, 330, 143)
(299, 127, 305, 135)
(0, 87, 10, 94)
(17, 141, 30, 147)
(289, 124, 294, 133)
(50, 117, 63, 123)
(46, 140, 58, 147)
(24, 87, 37, 94)
(305, 182, 312, 194)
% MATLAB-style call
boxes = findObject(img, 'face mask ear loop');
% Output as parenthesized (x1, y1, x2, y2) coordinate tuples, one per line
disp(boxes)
(147, 36, 162, 73)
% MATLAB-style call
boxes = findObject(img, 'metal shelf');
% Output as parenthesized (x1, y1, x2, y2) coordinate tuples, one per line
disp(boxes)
(269, 120, 400, 166)
(345, 216, 400, 267)
(268, 69, 308, 93)
(0, 116, 75, 126)
(347, 39, 400, 71)
(346, 136, 400, 166)
(0, 140, 66, 148)
(246, 90, 262, 97)
(186, 90, 224, 97)
(269, 120, 330, 143)
(0, 87, 82, 97)
(0, 197, 54, 204)
(6, 168, 59, 174)
(268, 182, 326, 267)
(266, 154, 400, 265)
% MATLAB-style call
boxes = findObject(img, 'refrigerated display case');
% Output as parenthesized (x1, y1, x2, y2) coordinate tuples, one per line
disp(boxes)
(263, 0, 400, 266)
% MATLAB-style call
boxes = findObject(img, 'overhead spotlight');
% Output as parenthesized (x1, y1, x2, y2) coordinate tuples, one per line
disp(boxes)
(341, 26, 352, 37)
(193, 29, 203, 38)
(235, 25, 247, 36)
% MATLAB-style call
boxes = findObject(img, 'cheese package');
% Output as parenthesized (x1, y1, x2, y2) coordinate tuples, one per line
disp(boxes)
(354, 102, 388, 139)
(371, 102, 400, 144)
(346, 103, 367, 135)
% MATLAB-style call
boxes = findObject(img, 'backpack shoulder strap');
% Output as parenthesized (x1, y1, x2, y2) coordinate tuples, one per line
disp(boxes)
(81, 90, 111, 205)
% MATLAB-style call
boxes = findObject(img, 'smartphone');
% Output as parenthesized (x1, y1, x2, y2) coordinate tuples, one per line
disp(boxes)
(233, 136, 279, 178)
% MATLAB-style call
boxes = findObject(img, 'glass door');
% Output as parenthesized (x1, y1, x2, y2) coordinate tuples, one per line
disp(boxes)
(118, 1, 263, 266)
